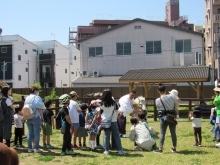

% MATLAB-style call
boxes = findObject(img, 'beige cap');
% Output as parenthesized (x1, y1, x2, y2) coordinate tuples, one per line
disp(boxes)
(70, 91, 79, 97)
(213, 87, 220, 92)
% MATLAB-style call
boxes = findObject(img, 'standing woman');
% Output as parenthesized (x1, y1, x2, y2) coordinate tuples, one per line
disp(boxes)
(25, 86, 44, 153)
(101, 89, 126, 155)
(0, 86, 15, 147)
(154, 83, 179, 154)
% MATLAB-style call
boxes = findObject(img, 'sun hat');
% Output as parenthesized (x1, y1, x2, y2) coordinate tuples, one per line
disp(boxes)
(213, 87, 220, 92)
(70, 91, 79, 97)
(90, 100, 97, 106)
(169, 89, 178, 96)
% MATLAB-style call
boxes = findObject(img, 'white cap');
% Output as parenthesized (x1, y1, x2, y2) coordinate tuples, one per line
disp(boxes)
(169, 89, 178, 96)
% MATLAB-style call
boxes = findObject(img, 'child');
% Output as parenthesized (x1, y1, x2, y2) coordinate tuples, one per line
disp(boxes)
(77, 103, 88, 147)
(169, 89, 180, 118)
(42, 100, 55, 149)
(189, 106, 202, 147)
(95, 99, 103, 149)
(85, 100, 99, 151)
(129, 113, 156, 151)
(59, 94, 76, 155)
(14, 107, 24, 148)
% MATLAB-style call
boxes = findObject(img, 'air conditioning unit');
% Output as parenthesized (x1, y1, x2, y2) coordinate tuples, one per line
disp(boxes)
(195, 52, 202, 65)
(93, 70, 99, 77)
(82, 70, 89, 77)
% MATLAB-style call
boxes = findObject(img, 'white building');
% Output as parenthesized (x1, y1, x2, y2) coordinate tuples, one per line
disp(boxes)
(0, 35, 38, 88)
(78, 18, 204, 77)
(32, 40, 80, 87)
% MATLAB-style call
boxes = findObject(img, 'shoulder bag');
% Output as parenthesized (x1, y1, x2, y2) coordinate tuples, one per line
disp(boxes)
(22, 96, 36, 120)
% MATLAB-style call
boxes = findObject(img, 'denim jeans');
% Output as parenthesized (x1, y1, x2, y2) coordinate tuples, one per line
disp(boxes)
(214, 123, 220, 139)
(26, 116, 41, 150)
(159, 118, 177, 148)
(103, 122, 122, 151)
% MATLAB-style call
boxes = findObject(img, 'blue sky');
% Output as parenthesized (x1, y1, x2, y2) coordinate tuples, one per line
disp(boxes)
(1, 0, 204, 45)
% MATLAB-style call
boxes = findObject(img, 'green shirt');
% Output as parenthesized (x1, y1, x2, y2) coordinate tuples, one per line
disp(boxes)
(214, 95, 220, 116)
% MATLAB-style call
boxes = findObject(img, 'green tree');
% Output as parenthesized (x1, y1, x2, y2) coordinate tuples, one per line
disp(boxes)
(44, 88, 59, 100)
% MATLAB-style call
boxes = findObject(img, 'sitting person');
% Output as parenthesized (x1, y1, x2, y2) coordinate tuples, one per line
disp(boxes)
(129, 112, 156, 151)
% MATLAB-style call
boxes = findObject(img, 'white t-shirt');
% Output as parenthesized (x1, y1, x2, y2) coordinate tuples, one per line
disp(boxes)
(101, 105, 119, 122)
(14, 114, 23, 128)
(190, 117, 201, 127)
(6, 98, 12, 106)
(69, 100, 81, 123)
(119, 94, 134, 117)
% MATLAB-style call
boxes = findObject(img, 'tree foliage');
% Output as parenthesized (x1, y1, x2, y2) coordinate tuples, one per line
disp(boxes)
(44, 88, 59, 100)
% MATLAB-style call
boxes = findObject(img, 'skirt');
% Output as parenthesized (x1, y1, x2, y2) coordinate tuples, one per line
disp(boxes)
(77, 127, 88, 137)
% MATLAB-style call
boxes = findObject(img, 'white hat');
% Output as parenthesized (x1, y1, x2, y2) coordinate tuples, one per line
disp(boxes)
(169, 89, 178, 96)
(96, 99, 102, 103)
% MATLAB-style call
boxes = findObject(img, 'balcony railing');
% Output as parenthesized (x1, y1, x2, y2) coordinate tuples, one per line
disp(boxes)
(213, 0, 220, 5)
(214, 14, 220, 22)
(42, 72, 51, 78)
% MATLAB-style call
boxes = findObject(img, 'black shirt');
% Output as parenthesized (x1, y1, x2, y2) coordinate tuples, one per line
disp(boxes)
(60, 106, 70, 127)
(43, 108, 54, 124)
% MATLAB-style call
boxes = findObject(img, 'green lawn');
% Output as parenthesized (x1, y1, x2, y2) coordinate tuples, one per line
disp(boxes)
(16, 116, 219, 165)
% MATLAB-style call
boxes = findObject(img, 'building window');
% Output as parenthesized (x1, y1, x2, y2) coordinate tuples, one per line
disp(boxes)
(116, 42, 131, 55)
(89, 47, 103, 57)
(25, 68, 28, 72)
(18, 55, 21, 61)
(18, 75, 21, 81)
(25, 50, 28, 54)
(146, 41, 162, 54)
(74, 56, 76, 60)
(41, 50, 43, 54)
(71, 72, 74, 74)
(1, 47, 7, 53)
(218, 8, 220, 14)
(33, 49, 36, 52)
(65, 69, 67, 73)
(134, 26, 141, 29)
(175, 39, 191, 53)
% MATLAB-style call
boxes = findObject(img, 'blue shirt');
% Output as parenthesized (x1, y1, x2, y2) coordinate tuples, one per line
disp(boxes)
(79, 111, 86, 127)
(24, 94, 44, 118)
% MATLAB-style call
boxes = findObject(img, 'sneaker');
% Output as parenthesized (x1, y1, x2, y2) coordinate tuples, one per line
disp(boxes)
(103, 151, 109, 155)
(122, 134, 129, 138)
(28, 149, 33, 153)
(46, 144, 54, 149)
(79, 143, 82, 147)
(19, 145, 25, 148)
(193, 143, 198, 147)
(198, 143, 202, 147)
(153, 149, 163, 154)
(216, 143, 220, 147)
(66, 150, 76, 155)
(118, 150, 126, 155)
(72, 145, 81, 149)
(96, 145, 103, 149)
(43, 143, 47, 148)
(170, 148, 176, 153)
(133, 146, 143, 151)
(34, 149, 43, 153)
(60, 151, 65, 156)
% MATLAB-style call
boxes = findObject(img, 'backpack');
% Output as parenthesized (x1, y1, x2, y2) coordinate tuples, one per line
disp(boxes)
(0, 99, 4, 121)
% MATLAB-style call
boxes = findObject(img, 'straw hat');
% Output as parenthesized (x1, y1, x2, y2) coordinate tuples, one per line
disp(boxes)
(213, 87, 220, 92)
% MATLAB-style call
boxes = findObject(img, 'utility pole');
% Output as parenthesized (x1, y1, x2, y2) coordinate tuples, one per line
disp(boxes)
(27, 60, 29, 87)
(1, 61, 7, 81)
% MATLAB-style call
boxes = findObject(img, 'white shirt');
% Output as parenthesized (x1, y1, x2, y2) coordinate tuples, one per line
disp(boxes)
(69, 100, 81, 123)
(101, 105, 119, 122)
(119, 94, 134, 117)
(190, 117, 201, 127)
(14, 114, 23, 128)
(6, 98, 12, 106)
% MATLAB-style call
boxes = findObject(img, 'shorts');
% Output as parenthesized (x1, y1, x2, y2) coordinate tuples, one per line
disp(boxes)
(77, 127, 88, 137)
(73, 123, 80, 128)
(42, 123, 52, 136)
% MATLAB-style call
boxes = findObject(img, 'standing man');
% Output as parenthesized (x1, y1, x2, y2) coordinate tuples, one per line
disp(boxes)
(69, 91, 82, 149)
(117, 90, 136, 138)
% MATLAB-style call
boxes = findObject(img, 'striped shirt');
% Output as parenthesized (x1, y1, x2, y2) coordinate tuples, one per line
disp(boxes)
(155, 94, 179, 111)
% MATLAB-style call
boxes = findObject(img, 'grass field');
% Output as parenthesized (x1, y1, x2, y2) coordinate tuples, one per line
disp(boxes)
(15, 116, 220, 165)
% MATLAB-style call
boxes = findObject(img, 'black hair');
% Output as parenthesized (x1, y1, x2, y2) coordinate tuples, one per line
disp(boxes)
(88, 105, 97, 112)
(30, 86, 38, 94)
(44, 100, 52, 108)
(80, 103, 88, 111)
(15, 107, 22, 114)
(101, 89, 114, 107)
(129, 90, 136, 94)
(158, 83, 165, 92)
(1, 86, 10, 97)
(138, 111, 146, 120)
(130, 117, 138, 125)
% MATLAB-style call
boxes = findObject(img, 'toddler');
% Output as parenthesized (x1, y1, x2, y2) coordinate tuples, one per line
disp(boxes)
(14, 107, 24, 148)
(169, 89, 180, 118)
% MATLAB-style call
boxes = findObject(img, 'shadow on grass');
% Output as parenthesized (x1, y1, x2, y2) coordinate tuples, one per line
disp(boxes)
(176, 150, 209, 155)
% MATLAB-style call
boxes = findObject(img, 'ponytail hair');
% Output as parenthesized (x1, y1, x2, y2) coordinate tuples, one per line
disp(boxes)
(158, 83, 165, 92)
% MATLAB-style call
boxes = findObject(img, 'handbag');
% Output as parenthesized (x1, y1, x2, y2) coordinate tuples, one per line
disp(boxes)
(100, 103, 116, 129)
(22, 96, 36, 120)
(160, 98, 177, 125)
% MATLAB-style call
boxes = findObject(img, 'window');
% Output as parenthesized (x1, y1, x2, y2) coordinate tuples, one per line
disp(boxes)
(74, 56, 76, 60)
(65, 69, 67, 73)
(134, 26, 141, 29)
(1, 47, 7, 53)
(175, 39, 191, 53)
(25, 68, 28, 72)
(218, 8, 220, 14)
(71, 72, 74, 74)
(18, 55, 21, 61)
(25, 50, 28, 54)
(18, 75, 21, 81)
(146, 41, 162, 54)
(33, 49, 37, 52)
(89, 47, 103, 57)
(116, 42, 131, 55)
(41, 50, 43, 54)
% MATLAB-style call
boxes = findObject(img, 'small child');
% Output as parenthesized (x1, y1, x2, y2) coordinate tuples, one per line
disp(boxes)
(85, 100, 99, 151)
(189, 106, 202, 147)
(169, 89, 180, 118)
(14, 107, 24, 148)
(42, 100, 55, 149)
(77, 103, 88, 147)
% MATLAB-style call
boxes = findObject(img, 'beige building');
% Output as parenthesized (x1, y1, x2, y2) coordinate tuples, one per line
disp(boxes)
(205, 0, 220, 76)
(78, 18, 203, 77)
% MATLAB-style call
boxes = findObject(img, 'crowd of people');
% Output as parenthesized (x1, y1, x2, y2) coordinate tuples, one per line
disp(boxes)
(0, 82, 220, 162)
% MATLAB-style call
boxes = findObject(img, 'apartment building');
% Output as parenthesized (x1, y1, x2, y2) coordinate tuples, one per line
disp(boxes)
(0, 35, 38, 88)
(78, 19, 203, 78)
(205, 0, 220, 77)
